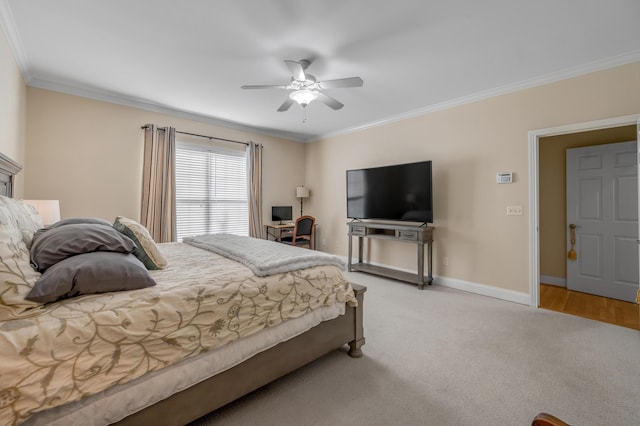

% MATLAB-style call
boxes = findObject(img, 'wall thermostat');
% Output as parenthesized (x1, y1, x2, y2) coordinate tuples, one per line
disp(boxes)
(496, 172, 513, 184)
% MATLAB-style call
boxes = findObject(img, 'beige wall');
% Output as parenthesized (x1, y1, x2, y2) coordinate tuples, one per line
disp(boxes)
(0, 26, 27, 196)
(306, 62, 640, 295)
(25, 88, 305, 223)
(539, 126, 637, 282)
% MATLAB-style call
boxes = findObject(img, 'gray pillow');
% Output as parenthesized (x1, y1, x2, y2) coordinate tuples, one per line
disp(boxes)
(26, 252, 156, 303)
(30, 223, 136, 272)
(33, 217, 113, 241)
(48, 217, 112, 229)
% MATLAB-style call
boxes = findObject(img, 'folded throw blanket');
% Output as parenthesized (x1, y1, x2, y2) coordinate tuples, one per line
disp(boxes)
(183, 234, 346, 276)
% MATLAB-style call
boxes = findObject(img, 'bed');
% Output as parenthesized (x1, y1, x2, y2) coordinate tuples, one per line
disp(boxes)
(0, 153, 365, 426)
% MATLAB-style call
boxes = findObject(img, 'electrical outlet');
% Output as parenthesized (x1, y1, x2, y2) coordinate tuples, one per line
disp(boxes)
(506, 206, 523, 216)
(443, 257, 449, 266)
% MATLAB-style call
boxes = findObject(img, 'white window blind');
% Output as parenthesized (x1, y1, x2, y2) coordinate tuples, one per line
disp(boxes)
(175, 143, 248, 241)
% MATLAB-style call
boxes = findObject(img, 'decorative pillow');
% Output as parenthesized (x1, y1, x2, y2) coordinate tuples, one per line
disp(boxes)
(26, 252, 156, 303)
(30, 223, 136, 272)
(0, 195, 44, 248)
(0, 222, 42, 320)
(113, 216, 168, 270)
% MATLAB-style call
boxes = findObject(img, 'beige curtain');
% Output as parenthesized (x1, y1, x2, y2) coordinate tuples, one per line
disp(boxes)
(140, 124, 176, 242)
(246, 141, 263, 238)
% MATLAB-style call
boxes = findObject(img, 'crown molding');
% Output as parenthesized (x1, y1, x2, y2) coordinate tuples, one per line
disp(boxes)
(0, 0, 32, 82)
(313, 50, 640, 142)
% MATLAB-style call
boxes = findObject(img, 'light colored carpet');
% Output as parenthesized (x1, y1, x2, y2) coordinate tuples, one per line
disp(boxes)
(191, 272, 640, 425)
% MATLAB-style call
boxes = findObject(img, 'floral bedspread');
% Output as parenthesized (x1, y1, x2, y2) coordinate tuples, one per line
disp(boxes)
(0, 242, 357, 426)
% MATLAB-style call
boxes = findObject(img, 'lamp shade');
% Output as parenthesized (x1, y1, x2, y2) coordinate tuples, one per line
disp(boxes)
(22, 199, 61, 226)
(296, 186, 309, 198)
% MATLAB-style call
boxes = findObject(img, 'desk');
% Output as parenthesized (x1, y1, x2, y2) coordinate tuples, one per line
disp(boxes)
(264, 223, 317, 249)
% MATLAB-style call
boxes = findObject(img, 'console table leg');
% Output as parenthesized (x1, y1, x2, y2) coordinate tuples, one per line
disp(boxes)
(348, 234, 353, 271)
(417, 243, 425, 290)
(427, 239, 433, 285)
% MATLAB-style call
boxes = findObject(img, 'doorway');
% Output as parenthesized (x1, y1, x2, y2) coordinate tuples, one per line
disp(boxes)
(529, 114, 640, 319)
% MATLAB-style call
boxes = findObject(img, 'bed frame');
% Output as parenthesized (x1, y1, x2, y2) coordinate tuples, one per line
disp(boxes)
(0, 152, 366, 425)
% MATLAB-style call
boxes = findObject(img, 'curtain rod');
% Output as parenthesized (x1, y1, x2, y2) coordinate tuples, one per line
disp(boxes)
(141, 125, 250, 146)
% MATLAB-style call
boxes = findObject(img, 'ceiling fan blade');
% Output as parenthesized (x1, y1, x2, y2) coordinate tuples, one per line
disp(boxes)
(284, 60, 306, 81)
(318, 77, 363, 89)
(241, 84, 288, 90)
(317, 92, 344, 110)
(277, 98, 294, 112)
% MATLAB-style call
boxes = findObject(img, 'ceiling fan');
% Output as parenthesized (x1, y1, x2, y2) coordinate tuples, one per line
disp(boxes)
(241, 59, 363, 115)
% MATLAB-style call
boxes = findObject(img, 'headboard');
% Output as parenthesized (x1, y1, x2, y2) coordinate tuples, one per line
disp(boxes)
(0, 152, 22, 198)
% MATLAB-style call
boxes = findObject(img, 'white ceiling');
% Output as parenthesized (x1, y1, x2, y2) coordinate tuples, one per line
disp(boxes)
(2, 0, 640, 142)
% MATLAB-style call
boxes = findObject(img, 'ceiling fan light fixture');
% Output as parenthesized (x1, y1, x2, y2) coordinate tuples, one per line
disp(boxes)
(289, 89, 318, 106)
(242, 59, 362, 114)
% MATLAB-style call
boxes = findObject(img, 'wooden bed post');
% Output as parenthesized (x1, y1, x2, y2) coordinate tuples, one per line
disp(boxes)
(348, 283, 366, 358)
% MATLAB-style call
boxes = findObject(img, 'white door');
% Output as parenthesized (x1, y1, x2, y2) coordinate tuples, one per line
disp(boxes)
(566, 141, 639, 302)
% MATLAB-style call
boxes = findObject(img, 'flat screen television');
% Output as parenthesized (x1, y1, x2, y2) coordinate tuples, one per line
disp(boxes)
(346, 161, 433, 223)
(271, 205, 292, 224)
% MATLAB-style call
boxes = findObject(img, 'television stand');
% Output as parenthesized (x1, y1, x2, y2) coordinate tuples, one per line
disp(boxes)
(347, 221, 433, 289)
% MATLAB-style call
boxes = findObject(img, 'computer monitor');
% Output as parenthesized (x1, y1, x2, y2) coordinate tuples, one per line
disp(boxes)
(271, 206, 292, 224)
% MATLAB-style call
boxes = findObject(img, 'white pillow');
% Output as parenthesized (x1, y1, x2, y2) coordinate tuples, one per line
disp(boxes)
(112, 216, 168, 270)
(0, 195, 44, 248)
(0, 223, 43, 320)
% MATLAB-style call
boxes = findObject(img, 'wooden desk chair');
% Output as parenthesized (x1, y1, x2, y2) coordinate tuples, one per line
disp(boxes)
(280, 215, 315, 249)
(531, 412, 569, 426)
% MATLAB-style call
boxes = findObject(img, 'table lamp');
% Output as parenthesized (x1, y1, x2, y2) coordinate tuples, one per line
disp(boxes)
(22, 199, 61, 226)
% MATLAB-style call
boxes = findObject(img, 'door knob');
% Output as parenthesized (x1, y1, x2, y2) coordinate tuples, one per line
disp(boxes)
(568, 224, 577, 260)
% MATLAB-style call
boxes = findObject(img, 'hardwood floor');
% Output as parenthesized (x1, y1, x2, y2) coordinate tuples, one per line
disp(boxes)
(539, 284, 639, 330)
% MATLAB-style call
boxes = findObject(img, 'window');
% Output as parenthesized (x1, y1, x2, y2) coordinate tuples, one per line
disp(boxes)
(175, 143, 248, 241)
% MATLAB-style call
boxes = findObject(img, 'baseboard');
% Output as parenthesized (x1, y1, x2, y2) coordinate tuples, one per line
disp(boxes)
(344, 258, 530, 305)
(540, 275, 566, 287)
(433, 275, 530, 305)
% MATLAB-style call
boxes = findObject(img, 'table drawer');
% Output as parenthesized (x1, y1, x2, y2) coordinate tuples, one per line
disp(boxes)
(397, 230, 418, 240)
(350, 226, 366, 236)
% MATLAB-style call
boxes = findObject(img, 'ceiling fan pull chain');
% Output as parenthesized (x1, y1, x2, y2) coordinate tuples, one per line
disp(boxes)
(302, 106, 307, 123)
